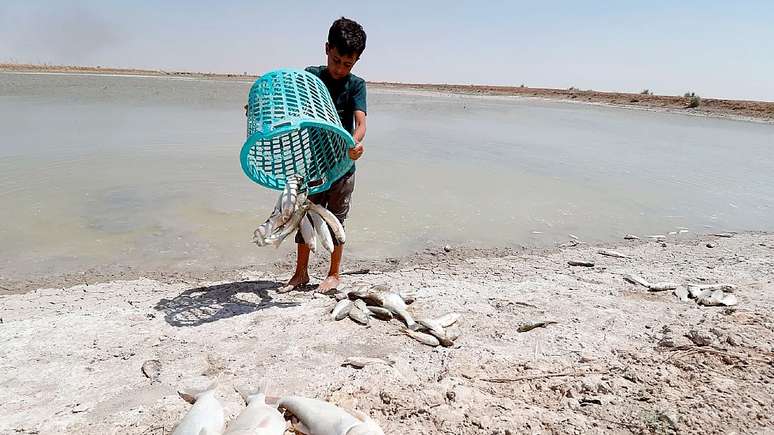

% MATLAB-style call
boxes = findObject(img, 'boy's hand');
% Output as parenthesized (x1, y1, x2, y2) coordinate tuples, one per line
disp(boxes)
(349, 142, 364, 160)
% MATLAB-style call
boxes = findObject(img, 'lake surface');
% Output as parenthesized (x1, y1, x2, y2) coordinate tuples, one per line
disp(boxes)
(1, 72, 773, 281)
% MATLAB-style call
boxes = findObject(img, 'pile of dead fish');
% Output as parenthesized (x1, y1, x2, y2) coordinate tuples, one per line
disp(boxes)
(253, 175, 345, 251)
(171, 381, 384, 435)
(331, 282, 462, 348)
(624, 274, 738, 306)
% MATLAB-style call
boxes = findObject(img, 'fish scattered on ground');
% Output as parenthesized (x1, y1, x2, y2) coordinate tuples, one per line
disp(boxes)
(435, 312, 461, 328)
(647, 282, 678, 292)
(366, 306, 393, 320)
(598, 249, 630, 259)
(673, 286, 690, 302)
(226, 381, 285, 435)
(624, 234, 640, 240)
(172, 383, 224, 435)
(342, 357, 395, 369)
(623, 274, 651, 288)
(403, 329, 440, 347)
(278, 396, 385, 435)
(141, 359, 161, 384)
(517, 321, 557, 333)
(331, 299, 353, 321)
(348, 306, 370, 325)
(568, 260, 595, 267)
(697, 289, 738, 306)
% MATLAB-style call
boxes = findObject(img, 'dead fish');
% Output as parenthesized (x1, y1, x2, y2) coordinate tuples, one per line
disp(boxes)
(517, 321, 557, 333)
(567, 260, 594, 267)
(695, 283, 737, 293)
(226, 381, 285, 435)
(299, 215, 317, 253)
(624, 274, 651, 288)
(307, 203, 346, 244)
(309, 210, 334, 253)
(398, 289, 416, 305)
(331, 299, 353, 321)
(353, 298, 369, 312)
(342, 357, 395, 369)
(263, 192, 309, 247)
(403, 329, 440, 347)
(172, 383, 225, 435)
(712, 233, 733, 238)
(598, 249, 629, 259)
(697, 290, 738, 307)
(280, 175, 301, 219)
(141, 359, 161, 383)
(333, 292, 348, 301)
(365, 306, 393, 320)
(647, 235, 666, 240)
(647, 282, 678, 291)
(416, 318, 445, 336)
(445, 325, 462, 341)
(380, 292, 417, 329)
(673, 287, 690, 302)
(623, 234, 640, 240)
(277, 396, 385, 435)
(435, 312, 461, 328)
(348, 307, 370, 325)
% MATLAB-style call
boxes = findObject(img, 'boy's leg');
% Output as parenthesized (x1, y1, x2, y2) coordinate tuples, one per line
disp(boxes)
(278, 243, 311, 293)
(279, 190, 327, 293)
(316, 171, 355, 293)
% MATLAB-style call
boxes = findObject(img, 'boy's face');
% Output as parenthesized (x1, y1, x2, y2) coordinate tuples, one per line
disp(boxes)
(325, 43, 359, 80)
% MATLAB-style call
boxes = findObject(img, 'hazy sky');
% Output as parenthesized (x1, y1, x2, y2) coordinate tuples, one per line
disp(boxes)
(2, 1, 773, 100)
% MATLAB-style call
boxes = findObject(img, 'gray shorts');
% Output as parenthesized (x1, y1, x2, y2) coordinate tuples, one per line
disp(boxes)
(295, 170, 355, 246)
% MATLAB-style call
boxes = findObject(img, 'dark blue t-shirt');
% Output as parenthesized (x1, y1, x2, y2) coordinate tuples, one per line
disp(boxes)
(305, 66, 367, 135)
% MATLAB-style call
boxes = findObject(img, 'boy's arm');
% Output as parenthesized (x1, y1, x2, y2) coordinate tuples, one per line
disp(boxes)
(349, 110, 367, 160)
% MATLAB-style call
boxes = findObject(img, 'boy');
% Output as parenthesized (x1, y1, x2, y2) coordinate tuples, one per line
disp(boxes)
(279, 17, 367, 293)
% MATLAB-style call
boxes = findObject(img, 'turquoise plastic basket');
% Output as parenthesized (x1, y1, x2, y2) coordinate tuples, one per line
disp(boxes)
(240, 68, 355, 194)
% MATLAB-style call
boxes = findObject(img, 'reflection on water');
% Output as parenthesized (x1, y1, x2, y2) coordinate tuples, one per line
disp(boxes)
(1, 72, 773, 280)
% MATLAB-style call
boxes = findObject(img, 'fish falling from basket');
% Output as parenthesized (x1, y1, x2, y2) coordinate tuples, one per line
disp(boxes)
(253, 175, 345, 251)
(241, 69, 355, 250)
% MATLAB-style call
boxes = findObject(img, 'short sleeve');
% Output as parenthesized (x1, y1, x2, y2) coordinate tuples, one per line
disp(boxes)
(352, 79, 367, 114)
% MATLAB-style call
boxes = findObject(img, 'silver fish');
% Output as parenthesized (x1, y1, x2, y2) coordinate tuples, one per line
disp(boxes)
(172, 383, 225, 435)
(366, 306, 393, 320)
(226, 381, 285, 435)
(348, 307, 370, 325)
(264, 192, 309, 247)
(277, 396, 384, 435)
(299, 214, 317, 253)
(380, 292, 417, 330)
(623, 234, 640, 240)
(623, 274, 650, 288)
(342, 357, 395, 369)
(435, 313, 461, 328)
(308, 210, 334, 253)
(404, 329, 440, 347)
(307, 203, 346, 244)
(331, 299, 353, 321)
(280, 175, 301, 219)
(647, 282, 678, 291)
(416, 318, 445, 336)
(353, 299, 369, 313)
(673, 286, 690, 302)
(598, 249, 630, 259)
(445, 325, 462, 341)
(697, 290, 738, 306)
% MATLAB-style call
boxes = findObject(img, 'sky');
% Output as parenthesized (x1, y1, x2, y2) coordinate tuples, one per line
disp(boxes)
(1, 1, 773, 101)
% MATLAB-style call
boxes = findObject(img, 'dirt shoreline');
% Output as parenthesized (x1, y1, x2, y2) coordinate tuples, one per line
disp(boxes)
(1, 232, 772, 434)
(3, 63, 773, 123)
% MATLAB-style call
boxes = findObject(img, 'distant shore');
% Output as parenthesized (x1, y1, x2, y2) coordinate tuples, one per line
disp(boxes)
(3, 63, 773, 122)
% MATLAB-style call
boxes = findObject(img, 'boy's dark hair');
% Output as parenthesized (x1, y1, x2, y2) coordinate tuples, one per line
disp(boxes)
(328, 17, 366, 57)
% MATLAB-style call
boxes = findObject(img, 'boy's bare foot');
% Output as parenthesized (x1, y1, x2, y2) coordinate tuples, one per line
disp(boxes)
(316, 274, 341, 294)
(277, 273, 310, 293)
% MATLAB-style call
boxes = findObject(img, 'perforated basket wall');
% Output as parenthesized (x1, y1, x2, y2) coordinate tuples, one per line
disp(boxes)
(240, 68, 355, 194)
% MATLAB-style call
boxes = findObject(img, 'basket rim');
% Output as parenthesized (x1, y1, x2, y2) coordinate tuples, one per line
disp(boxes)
(240, 120, 355, 192)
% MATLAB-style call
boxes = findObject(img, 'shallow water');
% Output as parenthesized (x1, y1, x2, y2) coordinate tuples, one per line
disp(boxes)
(1, 72, 773, 280)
